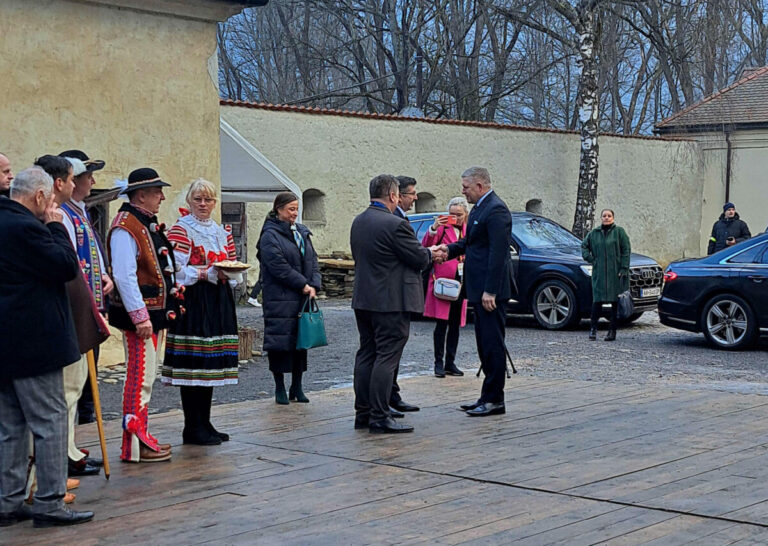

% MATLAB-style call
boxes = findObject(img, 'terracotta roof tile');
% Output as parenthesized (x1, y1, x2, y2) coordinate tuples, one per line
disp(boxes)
(220, 100, 681, 142)
(656, 65, 768, 130)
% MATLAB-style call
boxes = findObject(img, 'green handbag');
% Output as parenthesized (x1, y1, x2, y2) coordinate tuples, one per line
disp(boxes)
(296, 296, 328, 350)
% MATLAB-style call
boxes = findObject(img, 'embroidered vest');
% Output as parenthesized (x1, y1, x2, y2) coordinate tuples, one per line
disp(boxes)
(61, 201, 105, 311)
(107, 203, 178, 332)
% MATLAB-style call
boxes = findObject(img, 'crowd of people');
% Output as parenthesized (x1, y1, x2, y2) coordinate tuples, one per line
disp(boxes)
(1, 145, 759, 530)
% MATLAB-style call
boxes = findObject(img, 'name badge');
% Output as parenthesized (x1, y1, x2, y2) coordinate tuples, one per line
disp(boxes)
(457, 262, 464, 278)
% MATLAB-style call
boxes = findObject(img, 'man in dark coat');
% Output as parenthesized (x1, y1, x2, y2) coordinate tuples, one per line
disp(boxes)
(0, 153, 13, 198)
(350, 174, 432, 434)
(0, 167, 94, 527)
(708, 202, 751, 255)
(436, 167, 512, 417)
(386, 175, 422, 415)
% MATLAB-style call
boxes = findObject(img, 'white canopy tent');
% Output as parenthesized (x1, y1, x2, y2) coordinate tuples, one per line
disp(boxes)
(219, 118, 302, 218)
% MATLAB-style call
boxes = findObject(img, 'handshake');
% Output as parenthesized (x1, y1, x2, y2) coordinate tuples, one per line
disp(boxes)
(429, 244, 449, 264)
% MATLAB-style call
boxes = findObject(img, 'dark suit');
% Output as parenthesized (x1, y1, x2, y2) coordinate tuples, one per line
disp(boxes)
(351, 204, 431, 422)
(390, 207, 410, 405)
(447, 191, 512, 404)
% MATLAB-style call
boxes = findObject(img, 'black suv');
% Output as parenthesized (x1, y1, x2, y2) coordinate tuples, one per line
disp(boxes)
(409, 212, 663, 329)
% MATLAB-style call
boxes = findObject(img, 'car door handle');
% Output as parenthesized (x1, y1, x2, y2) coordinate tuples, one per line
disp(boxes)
(747, 275, 766, 283)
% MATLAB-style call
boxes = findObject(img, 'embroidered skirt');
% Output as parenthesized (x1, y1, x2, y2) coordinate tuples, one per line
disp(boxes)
(162, 281, 239, 386)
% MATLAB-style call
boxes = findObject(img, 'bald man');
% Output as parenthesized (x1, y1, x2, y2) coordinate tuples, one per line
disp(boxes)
(0, 154, 13, 198)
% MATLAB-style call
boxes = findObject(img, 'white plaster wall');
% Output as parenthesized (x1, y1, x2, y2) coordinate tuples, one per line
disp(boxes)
(223, 106, 708, 266)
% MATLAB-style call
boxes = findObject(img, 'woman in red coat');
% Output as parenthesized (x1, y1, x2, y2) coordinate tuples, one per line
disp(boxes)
(422, 197, 469, 377)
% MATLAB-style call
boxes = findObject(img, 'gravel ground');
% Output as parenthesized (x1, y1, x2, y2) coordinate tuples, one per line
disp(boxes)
(93, 298, 768, 420)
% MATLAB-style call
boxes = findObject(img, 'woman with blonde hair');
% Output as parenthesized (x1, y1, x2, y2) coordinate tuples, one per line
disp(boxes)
(163, 179, 240, 445)
(422, 197, 469, 377)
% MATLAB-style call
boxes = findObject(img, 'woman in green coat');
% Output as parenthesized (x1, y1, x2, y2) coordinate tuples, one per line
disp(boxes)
(581, 209, 631, 341)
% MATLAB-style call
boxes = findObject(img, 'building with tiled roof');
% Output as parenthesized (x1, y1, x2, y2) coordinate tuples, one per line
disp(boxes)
(654, 67, 768, 246)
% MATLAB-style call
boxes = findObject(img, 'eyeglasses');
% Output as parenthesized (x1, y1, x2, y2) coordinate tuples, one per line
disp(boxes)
(401, 191, 417, 196)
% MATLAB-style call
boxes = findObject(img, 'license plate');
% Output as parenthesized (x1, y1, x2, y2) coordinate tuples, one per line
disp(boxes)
(641, 287, 661, 298)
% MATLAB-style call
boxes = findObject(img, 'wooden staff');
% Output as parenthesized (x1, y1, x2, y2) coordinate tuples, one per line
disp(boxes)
(86, 350, 110, 480)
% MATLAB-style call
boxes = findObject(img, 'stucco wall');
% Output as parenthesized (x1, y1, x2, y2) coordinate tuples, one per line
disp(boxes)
(0, 0, 223, 225)
(223, 106, 706, 266)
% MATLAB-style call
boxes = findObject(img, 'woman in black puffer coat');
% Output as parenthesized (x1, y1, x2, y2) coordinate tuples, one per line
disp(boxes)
(257, 192, 322, 405)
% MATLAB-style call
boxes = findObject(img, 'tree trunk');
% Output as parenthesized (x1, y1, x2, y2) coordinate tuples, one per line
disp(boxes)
(571, 3, 600, 239)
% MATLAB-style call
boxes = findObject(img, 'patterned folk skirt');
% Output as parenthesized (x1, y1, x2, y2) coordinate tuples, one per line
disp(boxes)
(162, 281, 239, 386)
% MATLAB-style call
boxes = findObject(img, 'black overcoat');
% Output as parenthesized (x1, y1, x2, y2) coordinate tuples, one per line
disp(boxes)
(0, 198, 81, 380)
(257, 216, 322, 352)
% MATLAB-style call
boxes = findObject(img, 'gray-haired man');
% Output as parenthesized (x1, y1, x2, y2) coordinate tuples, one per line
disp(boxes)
(0, 167, 94, 527)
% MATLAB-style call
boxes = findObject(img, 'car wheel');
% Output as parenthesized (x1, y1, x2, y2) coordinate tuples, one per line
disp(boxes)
(618, 311, 644, 325)
(532, 279, 578, 330)
(701, 294, 757, 350)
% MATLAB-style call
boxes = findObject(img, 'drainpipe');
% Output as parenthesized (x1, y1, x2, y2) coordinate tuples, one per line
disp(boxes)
(724, 130, 732, 203)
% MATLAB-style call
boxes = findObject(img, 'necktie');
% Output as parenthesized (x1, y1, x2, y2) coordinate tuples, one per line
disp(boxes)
(291, 225, 305, 256)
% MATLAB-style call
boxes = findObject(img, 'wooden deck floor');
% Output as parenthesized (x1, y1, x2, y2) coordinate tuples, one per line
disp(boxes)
(7, 373, 768, 545)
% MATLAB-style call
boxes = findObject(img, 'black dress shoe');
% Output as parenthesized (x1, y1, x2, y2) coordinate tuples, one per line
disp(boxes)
(391, 401, 420, 412)
(369, 417, 414, 434)
(0, 506, 32, 527)
(605, 330, 616, 341)
(33, 506, 94, 528)
(68, 458, 101, 476)
(466, 402, 506, 417)
(354, 415, 369, 429)
(434, 362, 446, 377)
(444, 365, 464, 376)
(84, 456, 103, 468)
(460, 401, 482, 411)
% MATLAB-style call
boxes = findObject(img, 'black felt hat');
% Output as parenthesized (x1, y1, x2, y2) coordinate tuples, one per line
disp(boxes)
(59, 149, 105, 172)
(121, 167, 171, 195)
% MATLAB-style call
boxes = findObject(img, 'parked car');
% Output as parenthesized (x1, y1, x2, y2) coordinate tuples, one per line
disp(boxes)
(659, 232, 768, 350)
(409, 211, 663, 329)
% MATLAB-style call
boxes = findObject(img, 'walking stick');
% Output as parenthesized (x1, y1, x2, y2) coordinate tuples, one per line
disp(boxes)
(86, 350, 110, 480)
(475, 345, 518, 378)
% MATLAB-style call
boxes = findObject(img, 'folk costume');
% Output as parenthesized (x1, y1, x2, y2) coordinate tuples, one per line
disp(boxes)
(163, 210, 239, 445)
(60, 195, 108, 474)
(108, 169, 179, 463)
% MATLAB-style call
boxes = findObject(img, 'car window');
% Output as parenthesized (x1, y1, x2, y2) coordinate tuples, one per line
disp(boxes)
(512, 217, 581, 248)
(410, 219, 430, 243)
(727, 243, 764, 263)
(759, 245, 768, 264)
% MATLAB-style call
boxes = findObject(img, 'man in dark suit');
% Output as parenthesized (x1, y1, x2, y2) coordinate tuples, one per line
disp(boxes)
(351, 174, 432, 433)
(387, 175, 421, 415)
(436, 167, 512, 416)
(0, 167, 94, 527)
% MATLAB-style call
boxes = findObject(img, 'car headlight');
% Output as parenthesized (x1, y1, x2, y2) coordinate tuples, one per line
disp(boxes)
(580, 265, 593, 276)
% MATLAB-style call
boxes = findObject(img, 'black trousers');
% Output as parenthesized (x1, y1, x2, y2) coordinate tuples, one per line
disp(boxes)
(591, 302, 618, 330)
(354, 310, 410, 422)
(433, 298, 463, 367)
(473, 300, 507, 404)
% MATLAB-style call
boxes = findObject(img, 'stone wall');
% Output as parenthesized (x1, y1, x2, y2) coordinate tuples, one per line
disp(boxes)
(0, 0, 227, 225)
(223, 105, 708, 268)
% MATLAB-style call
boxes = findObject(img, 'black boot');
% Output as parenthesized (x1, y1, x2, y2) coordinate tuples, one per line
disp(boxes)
(434, 361, 446, 377)
(181, 387, 221, 445)
(201, 387, 229, 442)
(604, 330, 616, 341)
(589, 327, 597, 341)
(274, 372, 289, 405)
(289, 371, 309, 403)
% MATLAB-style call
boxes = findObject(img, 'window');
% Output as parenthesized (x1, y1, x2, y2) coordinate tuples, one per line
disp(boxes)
(759, 245, 768, 264)
(727, 243, 764, 264)
(526, 199, 543, 215)
(415, 192, 437, 213)
(302, 189, 326, 225)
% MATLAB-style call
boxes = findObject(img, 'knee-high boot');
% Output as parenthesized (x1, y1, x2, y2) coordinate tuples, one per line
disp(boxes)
(181, 387, 221, 445)
(201, 387, 229, 442)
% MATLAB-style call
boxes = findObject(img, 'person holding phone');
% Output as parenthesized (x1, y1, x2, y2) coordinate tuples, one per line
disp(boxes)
(707, 202, 751, 255)
(422, 197, 469, 377)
